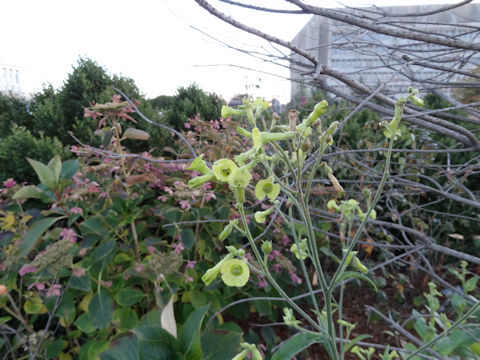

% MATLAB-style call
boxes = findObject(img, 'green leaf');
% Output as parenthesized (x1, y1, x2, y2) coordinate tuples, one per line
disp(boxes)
(27, 157, 56, 189)
(271, 332, 324, 360)
(334, 271, 377, 291)
(69, 272, 91, 292)
(89, 290, 114, 329)
(179, 305, 209, 360)
(18, 217, 62, 257)
(79, 216, 109, 237)
(100, 334, 139, 360)
(46, 338, 63, 359)
(80, 339, 110, 360)
(180, 228, 195, 250)
(75, 313, 96, 335)
(47, 155, 62, 185)
(201, 329, 243, 360)
(89, 240, 116, 266)
(133, 325, 179, 359)
(435, 330, 467, 356)
(113, 308, 139, 331)
(60, 159, 79, 180)
(465, 276, 479, 293)
(115, 288, 145, 306)
(123, 128, 150, 141)
(12, 185, 47, 200)
(344, 334, 371, 353)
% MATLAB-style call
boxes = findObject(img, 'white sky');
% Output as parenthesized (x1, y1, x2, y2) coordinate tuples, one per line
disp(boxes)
(0, 0, 474, 103)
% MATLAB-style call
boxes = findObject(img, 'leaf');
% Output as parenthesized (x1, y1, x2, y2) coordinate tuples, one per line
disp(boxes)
(75, 313, 96, 335)
(100, 335, 139, 360)
(69, 272, 91, 292)
(115, 288, 145, 306)
(79, 339, 110, 360)
(132, 325, 179, 359)
(180, 228, 195, 250)
(179, 305, 209, 360)
(113, 308, 139, 331)
(271, 332, 325, 360)
(27, 157, 56, 189)
(161, 297, 177, 338)
(334, 271, 377, 291)
(123, 128, 150, 141)
(201, 329, 243, 360)
(60, 159, 79, 180)
(12, 185, 46, 200)
(79, 216, 109, 237)
(465, 276, 479, 292)
(48, 155, 62, 185)
(18, 217, 63, 257)
(46, 338, 64, 359)
(89, 290, 114, 329)
(344, 334, 371, 352)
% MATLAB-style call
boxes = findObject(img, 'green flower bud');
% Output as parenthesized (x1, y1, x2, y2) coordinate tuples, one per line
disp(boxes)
(232, 349, 249, 360)
(261, 240, 272, 255)
(352, 255, 368, 274)
(283, 308, 301, 327)
(327, 199, 339, 211)
(306, 100, 328, 127)
(219, 219, 239, 241)
(251, 348, 263, 360)
(290, 238, 309, 260)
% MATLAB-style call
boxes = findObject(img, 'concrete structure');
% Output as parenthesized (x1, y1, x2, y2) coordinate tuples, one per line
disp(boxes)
(290, 3, 480, 99)
(0, 63, 23, 95)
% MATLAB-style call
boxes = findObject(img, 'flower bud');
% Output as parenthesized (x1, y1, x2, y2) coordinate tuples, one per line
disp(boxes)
(306, 100, 328, 127)
(282, 308, 301, 327)
(188, 173, 215, 189)
(352, 256, 368, 274)
(261, 240, 272, 256)
(254, 207, 275, 224)
(221, 105, 244, 119)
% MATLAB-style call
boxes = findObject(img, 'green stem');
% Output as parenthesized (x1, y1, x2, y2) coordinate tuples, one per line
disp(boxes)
(237, 203, 325, 334)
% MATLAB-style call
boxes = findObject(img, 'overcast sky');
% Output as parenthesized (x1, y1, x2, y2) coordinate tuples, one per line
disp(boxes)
(0, 0, 472, 103)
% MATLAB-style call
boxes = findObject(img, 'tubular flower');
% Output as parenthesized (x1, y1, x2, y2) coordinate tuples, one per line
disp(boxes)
(255, 178, 280, 202)
(228, 166, 252, 203)
(187, 154, 211, 175)
(212, 159, 238, 183)
(221, 105, 244, 118)
(251, 127, 296, 151)
(218, 219, 239, 241)
(254, 207, 275, 224)
(188, 173, 215, 189)
(220, 259, 250, 287)
(201, 253, 234, 286)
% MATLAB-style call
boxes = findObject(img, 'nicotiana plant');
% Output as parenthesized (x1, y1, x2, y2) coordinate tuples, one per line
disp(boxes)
(186, 89, 479, 359)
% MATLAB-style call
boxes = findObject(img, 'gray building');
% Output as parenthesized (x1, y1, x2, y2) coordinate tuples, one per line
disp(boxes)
(290, 3, 480, 100)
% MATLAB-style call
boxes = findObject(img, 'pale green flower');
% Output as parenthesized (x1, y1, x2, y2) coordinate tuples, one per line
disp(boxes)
(228, 167, 252, 188)
(254, 207, 274, 224)
(255, 178, 280, 202)
(290, 238, 309, 260)
(188, 173, 215, 189)
(201, 253, 234, 286)
(212, 159, 238, 182)
(231, 350, 249, 360)
(187, 154, 211, 175)
(220, 259, 250, 287)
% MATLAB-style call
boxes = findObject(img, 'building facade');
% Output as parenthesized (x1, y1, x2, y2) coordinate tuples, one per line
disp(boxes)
(0, 63, 23, 95)
(290, 4, 480, 100)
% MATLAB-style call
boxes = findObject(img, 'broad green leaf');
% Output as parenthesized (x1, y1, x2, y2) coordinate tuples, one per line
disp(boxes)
(435, 329, 467, 356)
(89, 240, 116, 266)
(79, 339, 110, 360)
(60, 159, 79, 180)
(24, 298, 47, 314)
(133, 325, 179, 359)
(271, 332, 324, 360)
(113, 308, 139, 331)
(27, 157, 56, 189)
(115, 288, 145, 306)
(201, 329, 243, 360)
(75, 313, 96, 335)
(89, 290, 114, 329)
(47, 155, 62, 185)
(79, 216, 109, 237)
(69, 272, 91, 292)
(100, 335, 139, 360)
(18, 217, 63, 257)
(180, 228, 195, 250)
(12, 185, 46, 200)
(46, 338, 64, 359)
(179, 305, 209, 360)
